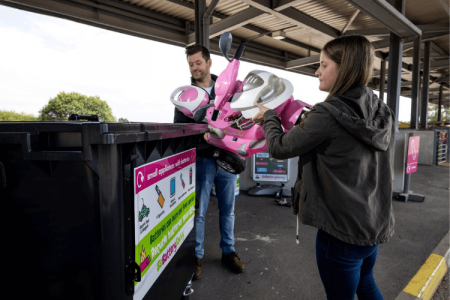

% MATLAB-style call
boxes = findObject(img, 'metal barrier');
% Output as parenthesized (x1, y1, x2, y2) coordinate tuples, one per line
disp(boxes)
(432, 127, 449, 165)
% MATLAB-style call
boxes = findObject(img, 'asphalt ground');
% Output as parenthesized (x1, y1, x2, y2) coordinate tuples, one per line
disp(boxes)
(189, 164, 449, 300)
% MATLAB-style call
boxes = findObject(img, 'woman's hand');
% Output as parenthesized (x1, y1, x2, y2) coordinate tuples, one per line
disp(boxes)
(252, 103, 270, 124)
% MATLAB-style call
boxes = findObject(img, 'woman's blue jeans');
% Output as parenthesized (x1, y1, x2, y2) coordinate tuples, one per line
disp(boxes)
(195, 157, 237, 259)
(316, 230, 384, 300)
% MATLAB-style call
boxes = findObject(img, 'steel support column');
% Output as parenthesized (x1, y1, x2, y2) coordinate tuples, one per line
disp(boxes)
(379, 60, 386, 101)
(386, 33, 403, 131)
(386, 25, 404, 129)
(418, 75, 423, 117)
(195, 0, 206, 46)
(438, 84, 443, 121)
(386, 0, 405, 131)
(420, 41, 432, 129)
(410, 35, 421, 129)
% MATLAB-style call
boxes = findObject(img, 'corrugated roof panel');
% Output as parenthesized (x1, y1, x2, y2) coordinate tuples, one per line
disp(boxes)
(121, 0, 197, 21)
(227, 27, 259, 40)
(349, 14, 384, 31)
(251, 15, 292, 31)
(243, 14, 331, 52)
(125, 0, 148, 6)
(161, 4, 195, 20)
(286, 30, 333, 51)
(294, 0, 353, 29)
(224, 27, 315, 59)
(115, 0, 447, 89)
(406, 0, 450, 25)
(434, 35, 450, 55)
(255, 36, 310, 57)
(142, 2, 181, 12)
(294, 0, 381, 32)
(215, 0, 250, 15)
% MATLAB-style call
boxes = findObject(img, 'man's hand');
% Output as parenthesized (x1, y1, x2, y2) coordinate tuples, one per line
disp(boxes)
(204, 132, 210, 144)
(252, 103, 270, 124)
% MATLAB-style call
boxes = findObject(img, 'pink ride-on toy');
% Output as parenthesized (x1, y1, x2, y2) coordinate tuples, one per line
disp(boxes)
(170, 32, 312, 174)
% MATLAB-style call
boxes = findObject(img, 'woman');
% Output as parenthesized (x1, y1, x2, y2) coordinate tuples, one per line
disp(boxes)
(252, 35, 395, 300)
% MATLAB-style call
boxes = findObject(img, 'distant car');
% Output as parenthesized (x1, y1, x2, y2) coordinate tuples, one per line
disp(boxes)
(139, 205, 150, 222)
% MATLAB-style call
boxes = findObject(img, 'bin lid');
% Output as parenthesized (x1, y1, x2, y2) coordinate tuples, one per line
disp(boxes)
(0, 121, 208, 143)
(0, 121, 208, 161)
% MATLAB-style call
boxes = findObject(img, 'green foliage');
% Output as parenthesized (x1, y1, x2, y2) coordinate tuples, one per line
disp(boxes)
(428, 103, 450, 122)
(0, 110, 38, 121)
(118, 118, 130, 123)
(39, 92, 116, 122)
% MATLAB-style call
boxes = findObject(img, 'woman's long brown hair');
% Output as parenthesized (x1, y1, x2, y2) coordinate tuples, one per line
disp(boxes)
(323, 35, 375, 100)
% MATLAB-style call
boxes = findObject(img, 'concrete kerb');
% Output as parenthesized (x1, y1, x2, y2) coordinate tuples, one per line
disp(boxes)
(395, 231, 450, 300)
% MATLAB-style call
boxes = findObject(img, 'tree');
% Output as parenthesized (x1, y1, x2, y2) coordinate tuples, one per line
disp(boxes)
(39, 92, 116, 122)
(0, 110, 38, 121)
(428, 103, 450, 123)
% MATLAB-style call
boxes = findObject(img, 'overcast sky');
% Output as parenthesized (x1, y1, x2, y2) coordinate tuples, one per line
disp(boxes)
(0, 5, 412, 123)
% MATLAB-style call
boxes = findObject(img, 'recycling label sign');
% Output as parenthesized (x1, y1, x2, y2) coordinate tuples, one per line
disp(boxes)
(133, 149, 196, 300)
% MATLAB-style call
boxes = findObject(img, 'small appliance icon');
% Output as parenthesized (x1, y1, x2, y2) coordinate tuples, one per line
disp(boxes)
(189, 167, 192, 185)
(180, 173, 186, 189)
(155, 185, 165, 208)
(138, 198, 150, 222)
(170, 177, 176, 197)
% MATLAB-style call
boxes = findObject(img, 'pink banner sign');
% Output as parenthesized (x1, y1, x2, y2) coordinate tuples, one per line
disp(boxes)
(135, 149, 196, 194)
(406, 136, 420, 174)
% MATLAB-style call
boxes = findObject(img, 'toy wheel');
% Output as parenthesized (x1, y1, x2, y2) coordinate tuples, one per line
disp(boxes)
(216, 159, 236, 174)
(213, 149, 246, 174)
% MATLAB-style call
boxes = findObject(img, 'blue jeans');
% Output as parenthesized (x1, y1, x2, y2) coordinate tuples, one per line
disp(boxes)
(195, 157, 237, 258)
(316, 230, 384, 300)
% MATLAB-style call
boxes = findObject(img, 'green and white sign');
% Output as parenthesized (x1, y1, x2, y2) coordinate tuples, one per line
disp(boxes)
(133, 149, 196, 300)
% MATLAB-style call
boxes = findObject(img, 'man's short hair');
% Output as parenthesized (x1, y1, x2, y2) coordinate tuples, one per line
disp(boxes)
(185, 44, 211, 62)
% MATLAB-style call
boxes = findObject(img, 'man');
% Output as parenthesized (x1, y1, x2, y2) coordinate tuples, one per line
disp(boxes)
(174, 44, 245, 279)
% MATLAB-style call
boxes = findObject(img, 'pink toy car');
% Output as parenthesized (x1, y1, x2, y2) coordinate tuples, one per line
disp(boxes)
(170, 32, 311, 173)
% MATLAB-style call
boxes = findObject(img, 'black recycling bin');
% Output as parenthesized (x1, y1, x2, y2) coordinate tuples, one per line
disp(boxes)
(0, 120, 207, 300)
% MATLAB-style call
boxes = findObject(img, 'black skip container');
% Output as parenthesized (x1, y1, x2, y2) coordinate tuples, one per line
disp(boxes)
(0, 120, 207, 300)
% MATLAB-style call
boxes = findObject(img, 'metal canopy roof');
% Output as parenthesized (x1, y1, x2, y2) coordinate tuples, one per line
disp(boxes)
(1, 0, 449, 107)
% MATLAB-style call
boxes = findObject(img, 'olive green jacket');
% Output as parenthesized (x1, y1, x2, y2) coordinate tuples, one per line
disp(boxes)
(263, 86, 395, 246)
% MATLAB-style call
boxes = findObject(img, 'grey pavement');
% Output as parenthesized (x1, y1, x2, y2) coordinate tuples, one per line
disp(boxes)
(190, 164, 449, 300)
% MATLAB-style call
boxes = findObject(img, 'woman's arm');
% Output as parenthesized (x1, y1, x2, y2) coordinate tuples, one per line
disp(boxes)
(261, 106, 332, 159)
